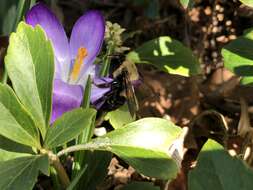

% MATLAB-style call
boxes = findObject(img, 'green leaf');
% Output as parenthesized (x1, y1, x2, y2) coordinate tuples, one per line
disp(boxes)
(76, 151, 112, 190)
(44, 108, 96, 149)
(0, 135, 34, 154)
(90, 118, 182, 180)
(5, 22, 54, 138)
(121, 181, 160, 190)
(67, 164, 88, 190)
(73, 99, 96, 178)
(222, 28, 253, 85)
(2, 4, 16, 35)
(180, 0, 189, 8)
(0, 84, 40, 148)
(179, 0, 194, 9)
(0, 94, 40, 148)
(105, 104, 134, 129)
(188, 140, 253, 190)
(126, 36, 200, 77)
(0, 148, 31, 162)
(81, 75, 92, 109)
(0, 0, 32, 35)
(239, 0, 253, 7)
(0, 154, 49, 190)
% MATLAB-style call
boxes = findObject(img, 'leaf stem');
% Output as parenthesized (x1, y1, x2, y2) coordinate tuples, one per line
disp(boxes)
(57, 142, 108, 157)
(1, 69, 8, 84)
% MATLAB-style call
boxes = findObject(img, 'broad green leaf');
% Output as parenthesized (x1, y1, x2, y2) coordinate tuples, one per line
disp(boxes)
(126, 36, 200, 77)
(0, 135, 34, 154)
(5, 22, 54, 138)
(0, 154, 49, 190)
(87, 118, 182, 180)
(16, 22, 54, 128)
(222, 28, 253, 85)
(0, 101, 40, 148)
(239, 0, 253, 7)
(121, 181, 160, 190)
(44, 108, 96, 149)
(188, 140, 253, 190)
(0, 148, 31, 162)
(0, 84, 40, 148)
(105, 104, 134, 129)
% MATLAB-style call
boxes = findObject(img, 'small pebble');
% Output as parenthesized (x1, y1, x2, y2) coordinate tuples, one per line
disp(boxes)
(204, 6, 212, 15)
(217, 14, 224, 22)
(225, 20, 232, 26)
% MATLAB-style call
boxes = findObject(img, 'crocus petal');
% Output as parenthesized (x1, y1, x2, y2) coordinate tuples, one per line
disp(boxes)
(77, 61, 101, 87)
(51, 79, 83, 123)
(26, 3, 70, 81)
(90, 84, 111, 107)
(90, 76, 114, 109)
(69, 10, 105, 82)
(93, 77, 113, 86)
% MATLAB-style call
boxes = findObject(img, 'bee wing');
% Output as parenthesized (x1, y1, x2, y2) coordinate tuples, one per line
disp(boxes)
(124, 72, 139, 119)
(113, 60, 139, 81)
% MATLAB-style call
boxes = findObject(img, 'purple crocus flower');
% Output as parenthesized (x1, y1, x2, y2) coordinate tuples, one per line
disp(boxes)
(26, 3, 107, 123)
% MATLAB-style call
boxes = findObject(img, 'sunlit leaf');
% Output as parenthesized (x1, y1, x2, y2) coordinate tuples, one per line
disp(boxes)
(0, 154, 49, 190)
(44, 108, 96, 149)
(105, 104, 134, 129)
(0, 84, 40, 148)
(188, 140, 253, 190)
(127, 36, 200, 77)
(222, 28, 253, 85)
(5, 22, 54, 138)
(239, 0, 253, 7)
(76, 118, 182, 180)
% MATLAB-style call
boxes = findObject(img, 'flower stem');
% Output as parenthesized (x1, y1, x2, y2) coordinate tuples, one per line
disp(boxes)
(44, 150, 70, 189)
(51, 155, 70, 188)
(50, 166, 62, 190)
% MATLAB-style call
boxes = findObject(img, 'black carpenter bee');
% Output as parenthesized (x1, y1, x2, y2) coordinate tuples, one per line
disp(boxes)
(95, 59, 139, 119)
(112, 60, 139, 118)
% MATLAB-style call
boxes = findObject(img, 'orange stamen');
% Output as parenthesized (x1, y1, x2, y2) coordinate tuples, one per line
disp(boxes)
(70, 47, 88, 81)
